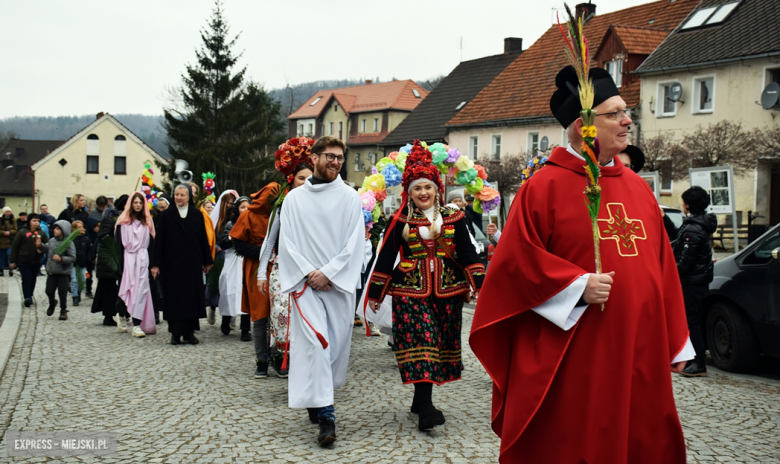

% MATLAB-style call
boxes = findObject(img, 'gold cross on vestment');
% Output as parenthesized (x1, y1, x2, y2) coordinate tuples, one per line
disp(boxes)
(597, 203, 647, 257)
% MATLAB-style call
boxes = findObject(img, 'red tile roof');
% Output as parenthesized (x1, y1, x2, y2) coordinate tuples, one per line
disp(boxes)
(288, 80, 429, 120)
(608, 25, 671, 55)
(446, 0, 699, 127)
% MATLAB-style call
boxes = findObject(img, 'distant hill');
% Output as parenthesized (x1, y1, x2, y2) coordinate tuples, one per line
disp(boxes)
(0, 75, 445, 154)
(0, 114, 169, 158)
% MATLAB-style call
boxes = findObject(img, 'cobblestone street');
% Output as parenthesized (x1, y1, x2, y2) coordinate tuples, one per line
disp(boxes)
(0, 276, 779, 463)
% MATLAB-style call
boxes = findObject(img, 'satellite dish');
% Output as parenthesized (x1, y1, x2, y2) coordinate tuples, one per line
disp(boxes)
(760, 82, 780, 109)
(667, 82, 683, 102)
(540, 136, 549, 152)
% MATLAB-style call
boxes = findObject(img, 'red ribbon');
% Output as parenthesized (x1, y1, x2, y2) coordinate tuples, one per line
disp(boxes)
(283, 282, 329, 371)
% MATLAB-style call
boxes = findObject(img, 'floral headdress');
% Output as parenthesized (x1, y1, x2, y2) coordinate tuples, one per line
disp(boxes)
(400, 140, 444, 201)
(275, 136, 315, 184)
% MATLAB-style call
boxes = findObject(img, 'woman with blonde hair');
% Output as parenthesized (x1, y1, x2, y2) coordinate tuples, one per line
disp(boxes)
(57, 194, 90, 225)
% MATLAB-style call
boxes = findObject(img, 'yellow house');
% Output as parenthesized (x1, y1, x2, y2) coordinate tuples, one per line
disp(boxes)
(31, 113, 169, 211)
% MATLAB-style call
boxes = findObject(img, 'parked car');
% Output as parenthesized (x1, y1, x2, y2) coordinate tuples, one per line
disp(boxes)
(702, 223, 780, 372)
(660, 204, 684, 241)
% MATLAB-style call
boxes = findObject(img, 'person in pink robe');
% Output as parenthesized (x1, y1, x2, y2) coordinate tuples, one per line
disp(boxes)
(116, 192, 156, 338)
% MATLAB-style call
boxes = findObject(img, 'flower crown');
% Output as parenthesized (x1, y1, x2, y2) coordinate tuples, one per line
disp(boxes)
(400, 140, 444, 198)
(275, 137, 315, 184)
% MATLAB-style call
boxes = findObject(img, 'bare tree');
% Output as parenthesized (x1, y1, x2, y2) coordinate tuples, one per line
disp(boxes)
(673, 120, 758, 179)
(639, 132, 682, 172)
(754, 125, 780, 159)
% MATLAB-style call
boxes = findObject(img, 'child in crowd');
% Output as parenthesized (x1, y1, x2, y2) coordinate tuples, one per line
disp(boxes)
(0, 207, 18, 276)
(10, 213, 48, 307)
(70, 220, 92, 306)
(45, 220, 77, 320)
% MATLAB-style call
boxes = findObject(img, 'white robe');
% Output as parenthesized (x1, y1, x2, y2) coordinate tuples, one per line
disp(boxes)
(278, 175, 365, 408)
(218, 248, 244, 317)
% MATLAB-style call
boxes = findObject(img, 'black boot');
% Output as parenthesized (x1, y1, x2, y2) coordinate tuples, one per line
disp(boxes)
(680, 359, 707, 377)
(317, 419, 336, 446)
(59, 309, 69, 321)
(171, 335, 181, 345)
(254, 359, 267, 379)
(47, 299, 57, 316)
(240, 330, 252, 342)
(103, 315, 117, 326)
(186, 333, 200, 345)
(221, 316, 231, 335)
(415, 383, 445, 430)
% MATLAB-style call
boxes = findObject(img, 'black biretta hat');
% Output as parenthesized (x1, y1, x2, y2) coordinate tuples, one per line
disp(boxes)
(621, 145, 645, 173)
(550, 66, 621, 128)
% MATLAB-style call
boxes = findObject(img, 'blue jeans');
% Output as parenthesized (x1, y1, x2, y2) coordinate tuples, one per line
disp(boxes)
(0, 249, 10, 269)
(71, 266, 86, 297)
(318, 405, 335, 422)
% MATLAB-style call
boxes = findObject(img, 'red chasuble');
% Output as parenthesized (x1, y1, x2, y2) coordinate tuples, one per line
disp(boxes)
(470, 147, 689, 463)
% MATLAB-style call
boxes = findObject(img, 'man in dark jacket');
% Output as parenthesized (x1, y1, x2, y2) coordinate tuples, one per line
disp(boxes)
(672, 186, 717, 377)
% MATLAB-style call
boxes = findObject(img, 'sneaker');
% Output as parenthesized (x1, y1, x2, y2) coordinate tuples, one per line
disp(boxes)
(24, 298, 32, 307)
(58, 310, 68, 321)
(72, 296, 80, 307)
(132, 326, 146, 338)
(370, 323, 382, 337)
(270, 355, 289, 378)
(47, 300, 57, 316)
(207, 307, 215, 325)
(317, 419, 336, 447)
(114, 314, 128, 333)
(254, 359, 268, 379)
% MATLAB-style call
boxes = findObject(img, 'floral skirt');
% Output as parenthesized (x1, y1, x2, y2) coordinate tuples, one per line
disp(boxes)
(268, 254, 290, 354)
(392, 294, 463, 385)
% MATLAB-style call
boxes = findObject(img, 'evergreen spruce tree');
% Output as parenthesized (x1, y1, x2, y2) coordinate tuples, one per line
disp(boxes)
(163, 1, 284, 195)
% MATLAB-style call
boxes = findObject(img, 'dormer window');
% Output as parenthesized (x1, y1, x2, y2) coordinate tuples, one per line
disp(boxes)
(605, 59, 623, 87)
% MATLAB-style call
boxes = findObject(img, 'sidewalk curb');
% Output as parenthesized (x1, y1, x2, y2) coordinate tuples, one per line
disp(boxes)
(0, 277, 23, 378)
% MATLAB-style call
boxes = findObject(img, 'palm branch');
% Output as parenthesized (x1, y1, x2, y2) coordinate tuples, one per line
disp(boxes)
(98, 235, 122, 272)
(54, 230, 81, 255)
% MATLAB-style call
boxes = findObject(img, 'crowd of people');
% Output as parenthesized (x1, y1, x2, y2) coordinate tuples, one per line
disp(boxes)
(1, 62, 722, 460)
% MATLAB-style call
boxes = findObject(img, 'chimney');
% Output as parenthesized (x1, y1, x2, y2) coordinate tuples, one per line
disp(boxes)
(504, 37, 523, 54)
(96, 112, 105, 120)
(575, 2, 596, 20)
(365, 79, 372, 85)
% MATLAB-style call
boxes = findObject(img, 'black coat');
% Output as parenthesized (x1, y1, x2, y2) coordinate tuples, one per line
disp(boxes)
(95, 215, 120, 280)
(73, 234, 92, 268)
(672, 213, 717, 286)
(57, 206, 90, 225)
(151, 205, 213, 322)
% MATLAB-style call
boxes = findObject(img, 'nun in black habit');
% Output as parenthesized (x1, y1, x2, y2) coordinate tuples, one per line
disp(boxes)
(151, 184, 213, 345)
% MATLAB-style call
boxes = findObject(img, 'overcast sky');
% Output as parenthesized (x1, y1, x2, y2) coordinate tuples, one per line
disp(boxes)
(0, 0, 657, 118)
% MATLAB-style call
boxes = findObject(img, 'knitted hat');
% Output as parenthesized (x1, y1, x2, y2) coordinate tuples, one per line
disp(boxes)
(400, 140, 444, 201)
(2, 207, 11, 214)
(446, 189, 465, 203)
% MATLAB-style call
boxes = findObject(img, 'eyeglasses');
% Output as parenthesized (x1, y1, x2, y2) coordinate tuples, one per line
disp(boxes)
(597, 108, 632, 121)
(316, 152, 345, 164)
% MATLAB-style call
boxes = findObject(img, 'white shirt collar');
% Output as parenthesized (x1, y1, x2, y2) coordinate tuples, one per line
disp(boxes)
(566, 143, 615, 167)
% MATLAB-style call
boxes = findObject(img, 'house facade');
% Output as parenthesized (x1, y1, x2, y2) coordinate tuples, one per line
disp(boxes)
(287, 80, 428, 186)
(0, 139, 63, 213)
(31, 113, 169, 211)
(444, 0, 699, 185)
(636, 0, 780, 227)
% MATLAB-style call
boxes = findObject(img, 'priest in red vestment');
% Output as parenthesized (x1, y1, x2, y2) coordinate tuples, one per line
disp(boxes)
(469, 66, 694, 463)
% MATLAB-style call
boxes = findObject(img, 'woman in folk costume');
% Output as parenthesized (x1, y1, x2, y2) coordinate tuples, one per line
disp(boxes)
(367, 140, 485, 430)
(217, 196, 250, 336)
(151, 184, 213, 345)
(229, 184, 276, 377)
(116, 192, 156, 338)
(206, 189, 238, 324)
(257, 162, 313, 378)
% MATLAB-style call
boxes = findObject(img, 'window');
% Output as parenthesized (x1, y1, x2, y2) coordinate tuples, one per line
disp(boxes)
(334, 104, 339, 112)
(658, 83, 677, 116)
(361, 119, 366, 132)
(298, 124, 304, 136)
(329, 122, 334, 135)
(605, 60, 623, 87)
(659, 159, 673, 192)
(469, 136, 479, 160)
(771, 69, 780, 85)
(353, 153, 361, 171)
(307, 123, 313, 136)
(527, 132, 540, 156)
(114, 134, 127, 155)
(367, 152, 374, 164)
(114, 156, 126, 175)
(86, 134, 99, 156)
(742, 229, 780, 266)
(373, 118, 379, 132)
(412, 89, 421, 98)
(693, 77, 714, 113)
(310, 97, 322, 106)
(456, 101, 467, 111)
(338, 121, 343, 139)
(705, 2, 739, 25)
(86, 155, 99, 174)
(491, 135, 502, 161)
(681, 6, 718, 29)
